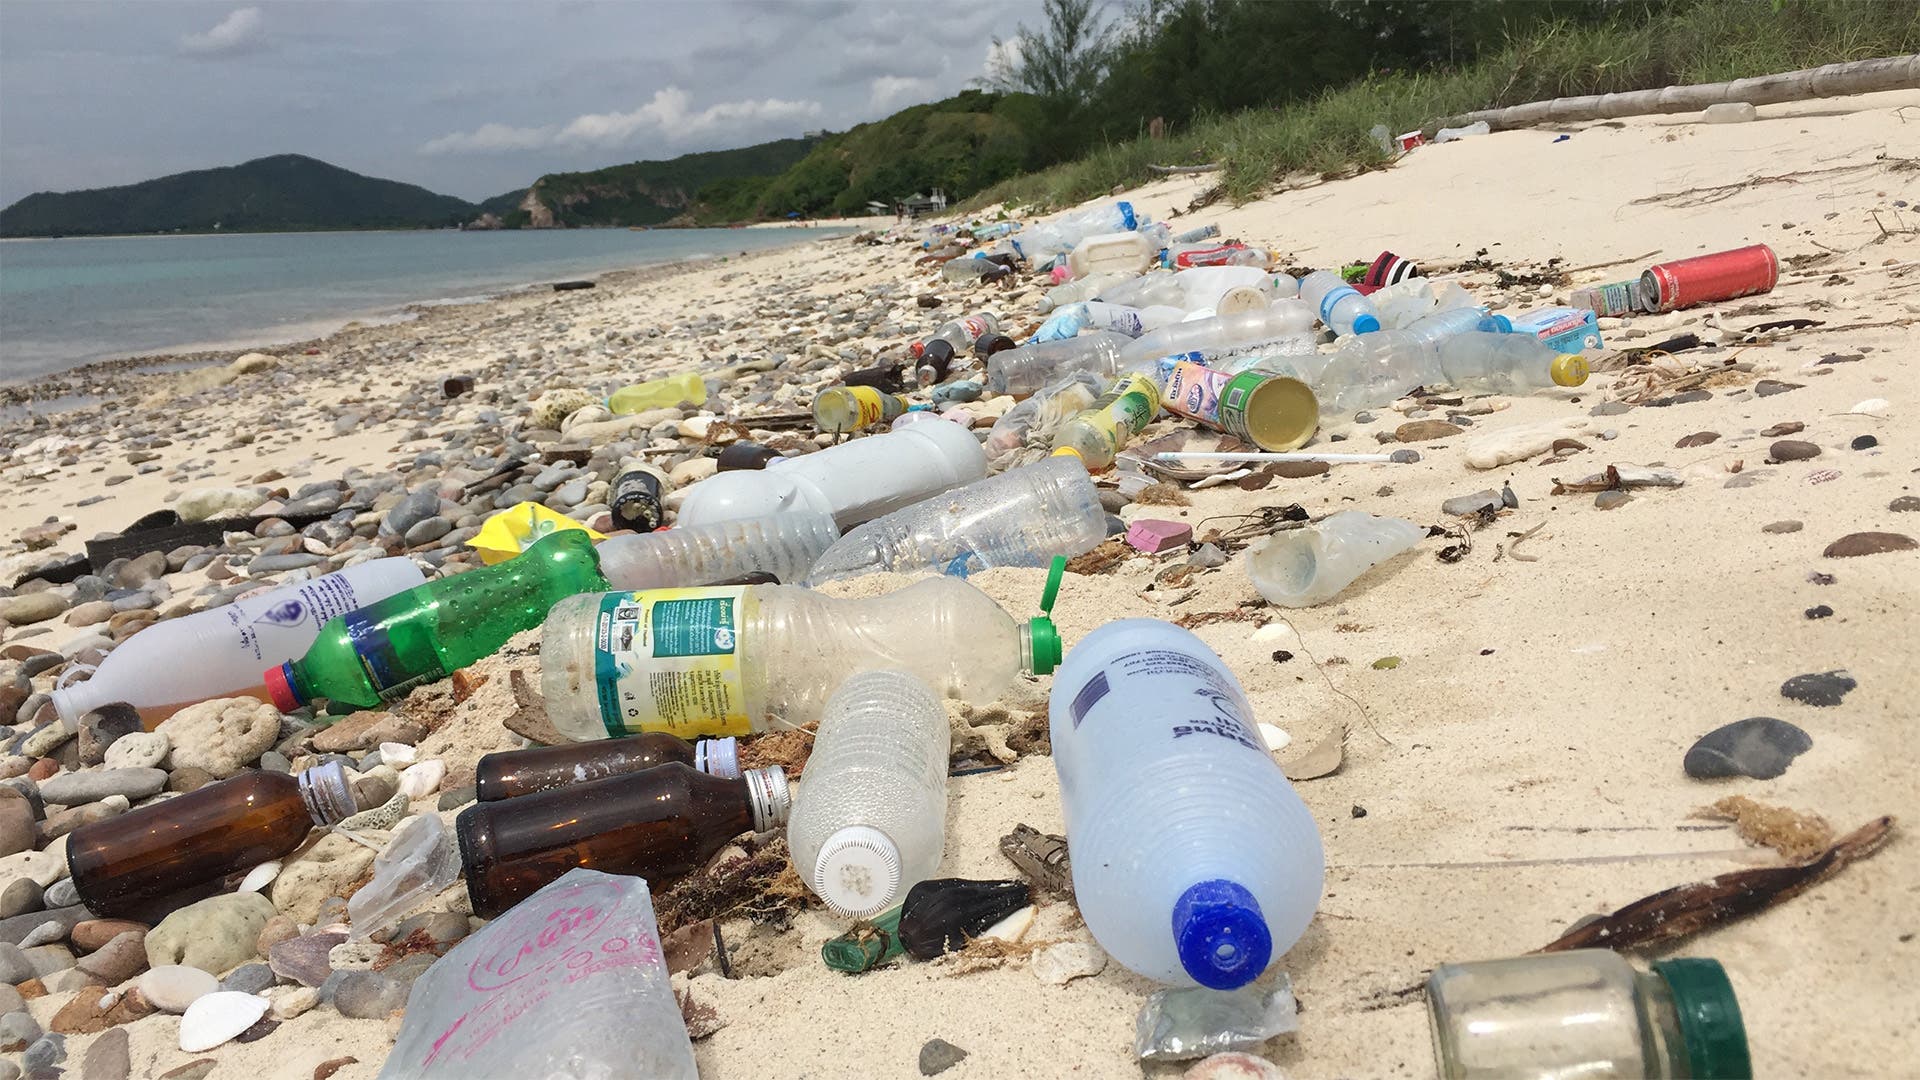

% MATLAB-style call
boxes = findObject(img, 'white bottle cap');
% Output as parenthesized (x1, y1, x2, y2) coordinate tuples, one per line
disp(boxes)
(693, 737, 741, 779)
(811, 825, 902, 918)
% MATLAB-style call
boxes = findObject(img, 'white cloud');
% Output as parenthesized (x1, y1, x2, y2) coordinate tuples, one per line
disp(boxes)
(419, 86, 824, 156)
(419, 122, 555, 156)
(179, 7, 266, 57)
(869, 75, 937, 112)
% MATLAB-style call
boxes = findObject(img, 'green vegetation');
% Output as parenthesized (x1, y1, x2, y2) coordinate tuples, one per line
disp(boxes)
(513, 137, 818, 228)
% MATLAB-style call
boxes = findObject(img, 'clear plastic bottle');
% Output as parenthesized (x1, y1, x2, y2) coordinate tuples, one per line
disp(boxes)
(986, 371, 1106, 454)
(1314, 328, 1586, 415)
(1051, 372, 1160, 472)
(51, 558, 427, 724)
(1040, 271, 1132, 313)
(1032, 301, 1182, 342)
(1117, 299, 1317, 369)
(814, 386, 909, 433)
(539, 565, 1062, 741)
(595, 512, 839, 590)
(787, 671, 949, 917)
(985, 332, 1130, 397)
(804, 455, 1105, 583)
(1246, 512, 1425, 608)
(1050, 619, 1323, 989)
(938, 257, 1010, 284)
(607, 371, 708, 414)
(1298, 269, 1381, 336)
(1018, 201, 1145, 263)
(917, 312, 1001, 357)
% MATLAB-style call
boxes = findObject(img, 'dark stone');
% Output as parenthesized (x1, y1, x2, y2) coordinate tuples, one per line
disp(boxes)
(1684, 717, 1812, 780)
(1350, 805, 1368, 819)
(1805, 605, 1834, 620)
(1780, 670, 1856, 708)
(1823, 531, 1917, 558)
(1753, 379, 1802, 397)
(1645, 389, 1711, 407)
(1768, 440, 1820, 463)
(76, 705, 142, 768)
(1759, 421, 1804, 437)
(1761, 520, 1802, 534)
(221, 963, 276, 995)
(1889, 496, 1920, 513)
(1674, 431, 1721, 448)
(918, 1038, 969, 1077)
(1851, 435, 1878, 450)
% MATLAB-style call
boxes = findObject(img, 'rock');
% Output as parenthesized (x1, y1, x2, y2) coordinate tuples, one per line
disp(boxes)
(437, 785, 476, 811)
(1780, 669, 1856, 708)
(0, 594, 67, 626)
(65, 601, 114, 628)
(269, 932, 346, 988)
(1851, 434, 1877, 450)
(248, 553, 325, 574)
(1823, 532, 1917, 558)
(102, 731, 168, 771)
(76, 705, 142, 767)
(403, 517, 453, 547)
(70, 920, 149, 953)
(1187, 543, 1228, 570)
(1761, 520, 1802, 534)
(74, 930, 147, 984)
(380, 489, 443, 539)
(178, 991, 269, 1052)
(255, 913, 297, 956)
(0, 1010, 39, 1051)
(1394, 420, 1462, 442)
(270, 985, 318, 1020)
(0, 791, 33, 859)
(38, 768, 167, 806)
(175, 488, 268, 523)
(1760, 421, 1804, 437)
(0, 878, 40, 920)
(1753, 379, 1802, 397)
(326, 941, 382, 971)
(0, 941, 30, 983)
(138, 965, 219, 1013)
(1031, 941, 1108, 986)
(41, 879, 78, 910)
(1646, 389, 1711, 407)
(351, 770, 399, 813)
(1767, 439, 1821, 462)
(47, 983, 152, 1034)
(145, 892, 276, 975)
(1806, 604, 1834, 620)
(398, 759, 444, 799)
(918, 1037, 969, 1076)
(1441, 490, 1502, 516)
(220, 963, 275, 995)
(1684, 717, 1812, 780)
(159, 1061, 218, 1080)
(271, 833, 376, 924)
(1464, 419, 1588, 470)
(1184, 1052, 1289, 1079)
(22, 718, 78, 759)
(167, 766, 216, 793)
(1890, 496, 1920, 513)
(1674, 431, 1720, 448)
(332, 970, 406, 1018)
(158, 698, 279, 778)
(1593, 490, 1632, 510)
(80, 1025, 129, 1080)
(22, 1032, 63, 1071)
(312, 712, 424, 753)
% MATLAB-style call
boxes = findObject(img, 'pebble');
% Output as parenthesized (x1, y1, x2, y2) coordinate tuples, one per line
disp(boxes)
(0, 879, 40, 920)
(1891, 496, 1920, 513)
(1684, 717, 1813, 780)
(0, 942, 29, 984)
(247, 553, 325, 573)
(1187, 544, 1228, 570)
(1761, 520, 1802, 534)
(0, 594, 67, 626)
(1394, 420, 1462, 442)
(102, 731, 168, 770)
(0, 1011, 40, 1051)
(220, 963, 276, 995)
(919, 1038, 969, 1076)
(1593, 490, 1631, 510)
(1806, 604, 1834, 619)
(178, 991, 269, 1053)
(70, 919, 149, 953)
(1768, 439, 1821, 462)
(0, 793, 33, 859)
(1031, 941, 1108, 986)
(403, 516, 453, 546)
(332, 970, 407, 1019)
(1823, 531, 1917, 557)
(1780, 669, 1856, 708)
(1753, 379, 1802, 397)
(269, 932, 346, 988)
(1760, 421, 1805, 436)
(270, 985, 318, 1021)
(1442, 490, 1502, 517)
(1850, 434, 1877, 450)
(1674, 431, 1721, 448)
(75, 930, 148, 984)
(38, 768, 167, 806)
(399, 759, 446, 799)
(137, 965, 219, 1013)
(80, 1026, 130, 1080)
(22, 1032, 63, 1071)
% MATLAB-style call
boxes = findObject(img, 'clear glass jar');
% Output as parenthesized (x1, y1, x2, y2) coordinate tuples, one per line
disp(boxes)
(1426, 950, 1750, 1079)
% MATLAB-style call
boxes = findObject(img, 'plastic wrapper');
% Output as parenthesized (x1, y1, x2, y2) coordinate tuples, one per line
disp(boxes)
(379, 868, 696, 1080)
(469, 502, 606, 566)
(1134, 977, 1299, 1062)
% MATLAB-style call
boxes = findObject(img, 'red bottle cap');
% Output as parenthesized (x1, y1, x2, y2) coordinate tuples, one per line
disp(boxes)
(264, 663, 303, 712)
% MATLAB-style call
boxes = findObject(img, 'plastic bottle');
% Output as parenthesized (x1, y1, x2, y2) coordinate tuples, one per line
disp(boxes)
(1118, 299, 1316, 369)
(456, 762, 791, 918)
(985, 332, 1129, 397)
(1051, 372, 1160, 472)
(804, 455, 1105, 583)
(674, 417, 988, 529)
(814, 386, 909, 434)
(607, 371, 708, 414)
(1068, 228, 1163, 279)
(1017, 201, 1145, 263)
(986, 371, 1106, 454)
(938, 256, 1011, 284)
(67, 762, 357, 921)
(1245, 512, 1425, 607)
(1040, 271, 1131, 313)
(595, 511, 838, 590)
(1032, 301, 1182, 342)
(1172, 224, 1220, 244)
(1298, 269, 1381, 336)
(50, 558, 428, 725)
(1049, 620, 1323, 989)
(717, 442, 785, 471)
(474, 731, 741, 801)
(1313, 328, 1585, 415)
(265, 529, 608, 712)
(608, 460, 668, 533)
(787, 671, 949, 917)
(538, 562, 1063, 741)
(917, 312, 1001, 357)
(1164, 243, 1269, 270)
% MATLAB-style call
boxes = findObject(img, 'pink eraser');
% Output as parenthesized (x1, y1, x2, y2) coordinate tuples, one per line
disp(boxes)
(1126, 519, 1192, 554)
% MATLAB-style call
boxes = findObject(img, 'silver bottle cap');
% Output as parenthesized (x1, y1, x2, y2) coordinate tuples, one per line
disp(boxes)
(297, 760, 356, 826)
(743, 766, 790, 832)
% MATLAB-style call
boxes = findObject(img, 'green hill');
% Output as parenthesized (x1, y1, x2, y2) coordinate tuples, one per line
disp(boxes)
(0, 154, 478, 237)
(513, 137, 820, 228)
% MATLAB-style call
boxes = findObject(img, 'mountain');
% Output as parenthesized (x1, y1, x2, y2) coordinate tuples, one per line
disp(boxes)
(0, 154, 480, 238)
(511, 137, 820, 228)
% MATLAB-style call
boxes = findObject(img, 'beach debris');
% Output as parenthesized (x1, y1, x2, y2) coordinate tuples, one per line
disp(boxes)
(999, 824, 1073, 898)
(345, 813, 460, 939)
(822, 905, 907, 974)
(898, 878, 1031, 960)
(1697, 796, 1834, 860)
(1128, 519, 1194, 554)
(1281, 726, 1347, 781)
(918, 1038, 970, 1076)
(1135, 978, 1299, 1063)
(1684, 717, 1812, 780)
(1551, 464, 1684, 494)
(654, 835, 810, 936)
(1823, 531, 1917, 557)
(1245, 512, 1424, 607)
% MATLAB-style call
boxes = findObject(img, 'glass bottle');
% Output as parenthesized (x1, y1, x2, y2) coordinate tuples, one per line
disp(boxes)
(455, 762, 790, 919)
(1426, 950, 1751, 1079)
(65, 762, 356, 922)
(266, 529, 608, 711)
(473, 732, 740, 802)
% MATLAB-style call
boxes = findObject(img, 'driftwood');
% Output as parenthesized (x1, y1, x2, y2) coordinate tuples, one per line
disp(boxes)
(1437, 54, 1920, 132)
(1146, 161, 1224, 176)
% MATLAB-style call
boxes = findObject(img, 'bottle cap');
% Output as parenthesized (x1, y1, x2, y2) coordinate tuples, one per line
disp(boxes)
(297, 760, 357, 826)
(1022, 555, 1067, 676)
(264, 663, 303, 712)
(1550, 354, 1590, 386)
(1171, 878, 1273, 990)
(1484, 313, 1514, 333)
(694, 737, 741, 779)
(1653, 958, 1751, 1079)
(744, 766, 791, 831)
(975, 333, 1017, 359)
(812, 825, 903, 918)
(1049, 446, 1083, 463)
(1351, 313, 1382, 334)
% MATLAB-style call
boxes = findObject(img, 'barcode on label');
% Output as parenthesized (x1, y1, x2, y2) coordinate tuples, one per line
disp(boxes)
(1068, 671, 1110, 728)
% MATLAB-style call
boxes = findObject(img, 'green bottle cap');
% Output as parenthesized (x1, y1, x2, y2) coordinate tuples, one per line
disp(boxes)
(1024, 555, 1067, 676)
(1653, 958, 1752, 1080)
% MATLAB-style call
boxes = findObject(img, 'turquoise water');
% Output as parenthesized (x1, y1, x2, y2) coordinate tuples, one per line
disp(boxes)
(0, 227, 841, 380)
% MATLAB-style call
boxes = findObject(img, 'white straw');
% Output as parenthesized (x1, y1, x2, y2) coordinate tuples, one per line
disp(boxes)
(1154, 451, 1400, 464)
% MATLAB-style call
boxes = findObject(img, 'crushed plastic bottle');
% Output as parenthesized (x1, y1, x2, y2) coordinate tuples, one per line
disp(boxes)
(347, 812, 460, 939)
(1051, 372, 1160, 472)
(1245, 512, 1425, 607)
(986, 370, 1107, 454)
(595, 511, 838, 590)
(1298, 269, 1381, 336)
(607, 371, 708, 414)
(1117, 300, 1316, 370)
(985, 332, 1130, 397)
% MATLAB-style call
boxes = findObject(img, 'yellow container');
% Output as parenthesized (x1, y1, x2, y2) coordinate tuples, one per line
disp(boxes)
(607, 371, 708, 414)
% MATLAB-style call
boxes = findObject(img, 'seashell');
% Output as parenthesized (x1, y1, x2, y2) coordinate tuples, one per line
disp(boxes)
(399, 759, 446, 799)
(897, 878, 1031, 960)
(178, 990, 269, 1052)
(239, 861, 281, 893)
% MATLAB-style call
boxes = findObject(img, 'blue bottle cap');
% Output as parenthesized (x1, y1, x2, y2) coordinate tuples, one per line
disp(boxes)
(1351, 313, 1381, 334)
(1483, 313, 1514, 333)
(1171, 879, 1272, 990)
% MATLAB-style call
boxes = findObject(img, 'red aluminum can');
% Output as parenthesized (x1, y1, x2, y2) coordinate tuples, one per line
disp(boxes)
(1640, 244, 1779, 312)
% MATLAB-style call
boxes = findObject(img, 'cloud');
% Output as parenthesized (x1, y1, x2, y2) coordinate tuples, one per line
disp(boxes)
(419, 122, 555, 156)
(869, 75, 938, 112)
(179, 7, 266, 57)
(419, 86, 824, 155)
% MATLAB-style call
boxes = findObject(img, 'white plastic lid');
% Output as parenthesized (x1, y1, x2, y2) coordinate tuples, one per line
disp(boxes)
(811, 825, 902, 918)
(693, 737, 740, 779)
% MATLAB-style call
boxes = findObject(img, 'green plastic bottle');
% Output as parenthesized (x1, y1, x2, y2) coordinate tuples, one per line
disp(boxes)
(265, 530, 608, 711)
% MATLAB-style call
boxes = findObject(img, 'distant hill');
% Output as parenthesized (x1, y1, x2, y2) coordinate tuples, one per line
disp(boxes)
(512, 137, 820, 228)
(0, 154, 478, 237)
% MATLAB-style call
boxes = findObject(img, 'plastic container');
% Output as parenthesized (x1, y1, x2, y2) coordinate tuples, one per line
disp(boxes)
(1427, 950, 1750, 1079)
(985, 332, 1130, 397)
(607, 371, 707, 414)
(986, 371, 1106, 454)
(674, 417, 988, 529)
(1245, 512, 1425, 607)
(1050, 619, 1323, 989)
(1509, 305, 1604, 352)
(1041, 271, 1132, 313)
(475, 732, 740, 801)
(787, 671, 949, 917)
(51, 558, 427, 724)
(804, 455, 1105, 583)
(595, 511, 838, 590)
(1032, 301, 1182, 342)
(1069, 229, 1163, 279)
(1299, 269, 1381, 336)
(539, 564, 1062, 741)
(1314, 328, 1582, 415)
(1117, 299, 1317, 370)
(1051, 372, 1161, 471)
(814, 386, 909, 433)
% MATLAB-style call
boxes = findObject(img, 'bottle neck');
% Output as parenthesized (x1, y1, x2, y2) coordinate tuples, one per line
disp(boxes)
(1634, 971, 1693, 1078)
(297, 761, 357, 827)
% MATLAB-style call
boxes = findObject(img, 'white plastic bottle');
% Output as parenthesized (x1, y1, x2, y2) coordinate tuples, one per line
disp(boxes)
(1118, 298, 1317, 369)
(1031, 301, 1182, 342)
(1050, 619, 1324, 989)
(595, 512, 840, 590)
(786, 670, 949, 917)
(539, 568, 1062, 741)
(805, 455, 1106, 583)
(1299, 269, 1381, 336)
(50, 557, 428, 723)
(674, 418, 988, 529)
(986, 332, 1129, 397)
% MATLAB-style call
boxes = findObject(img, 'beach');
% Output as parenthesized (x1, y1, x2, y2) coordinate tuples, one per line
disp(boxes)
(0, 88, 1915, 1079)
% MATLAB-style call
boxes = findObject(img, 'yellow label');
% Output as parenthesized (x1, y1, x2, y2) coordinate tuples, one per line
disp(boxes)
(593, 587, 758, 738)
(847, 386, 886, 428)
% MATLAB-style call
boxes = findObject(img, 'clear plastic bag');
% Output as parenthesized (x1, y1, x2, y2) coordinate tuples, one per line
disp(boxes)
(1134, 977, 1299, 1062)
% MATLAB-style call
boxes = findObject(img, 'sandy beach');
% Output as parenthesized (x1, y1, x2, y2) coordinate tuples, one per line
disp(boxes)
(0, 89, 1915, 1079)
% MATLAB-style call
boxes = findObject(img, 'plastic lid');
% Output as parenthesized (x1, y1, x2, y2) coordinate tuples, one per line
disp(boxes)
(694, 737, 741, 779)
(1485, 313, 1514, 333)
(1171, 879, 1273, 990)
(1653, 958, 1751, 1079)
(296, 760, 356, 826)
(744, 766, 791, 831)
(812, 825, 903, 918)
(1351, 313, 1382, 334)
(265, 663, 303, 712)
(1023, 555, 1066, 675)
(1550, 353, 1590, 387)
(1049, 446, 1083, 463)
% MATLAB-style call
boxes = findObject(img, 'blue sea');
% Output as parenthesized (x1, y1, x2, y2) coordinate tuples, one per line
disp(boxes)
(0, 227, 845, 381)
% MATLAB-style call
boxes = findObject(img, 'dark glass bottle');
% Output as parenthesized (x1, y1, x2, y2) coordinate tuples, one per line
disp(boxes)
(474, 732, 740, 802)
(608, 464, 666, 533)
(456, 763, 789, 918)
(715, 443, 784, 472)
(66, 763, 356, 922)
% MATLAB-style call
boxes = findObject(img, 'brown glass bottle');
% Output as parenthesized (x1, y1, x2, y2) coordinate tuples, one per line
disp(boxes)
(456, 762, 790, 918)
(474, 733, 740, 802)
(66, 762, 356, 922)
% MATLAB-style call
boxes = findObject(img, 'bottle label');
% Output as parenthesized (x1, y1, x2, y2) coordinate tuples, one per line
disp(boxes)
(1158, 358, 1230, 428)
(844, 386, 890, 429)
(224, 572, 364, 663)
(1085, 372, 1159, 457)
(1068, 648, 1266, 753)
(592, 588, 755, 738)
(343, 605, 445, 702)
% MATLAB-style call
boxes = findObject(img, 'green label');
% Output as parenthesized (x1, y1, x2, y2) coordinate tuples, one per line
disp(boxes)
(650, 597, 738, 657)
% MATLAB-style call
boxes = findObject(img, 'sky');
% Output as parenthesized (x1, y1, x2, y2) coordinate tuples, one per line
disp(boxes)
(0, 0, 1039, 207)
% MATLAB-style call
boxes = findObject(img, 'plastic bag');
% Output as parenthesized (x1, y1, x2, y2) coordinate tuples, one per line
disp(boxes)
(468, 502, 606, 566)
(1134, 977, 1299, 1062)
(379, 868, 696, 1080)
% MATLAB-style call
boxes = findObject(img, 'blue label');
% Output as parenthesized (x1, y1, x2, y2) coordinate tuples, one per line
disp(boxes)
(343, 608, 438, 700)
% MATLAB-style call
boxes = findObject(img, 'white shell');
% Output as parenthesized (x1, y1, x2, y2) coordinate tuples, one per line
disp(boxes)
(1257, 723, 1292, 754)
(138, 964, 219, 1014)
(1849, 398, 1890, 415)
(239, 861, 281, 893)
(979, 904, 1035, 943)
(377, 742, 418, 767)
(178, 990, 269, 1052)
(398, 759, 445, 799)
